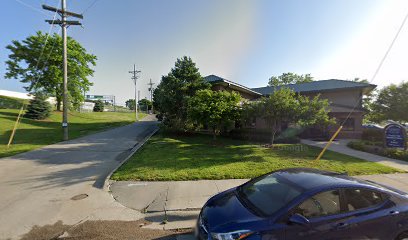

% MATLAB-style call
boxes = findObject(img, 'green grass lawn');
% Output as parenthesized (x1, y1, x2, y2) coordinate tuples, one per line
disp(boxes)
(111, 133, 402, 181)
(0, 108, 147, 158)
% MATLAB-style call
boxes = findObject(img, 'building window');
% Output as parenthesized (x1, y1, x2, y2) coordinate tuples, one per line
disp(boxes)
(338, 118, 355, 131)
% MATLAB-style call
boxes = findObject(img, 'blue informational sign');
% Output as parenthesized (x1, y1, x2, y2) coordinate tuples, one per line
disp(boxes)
(384, 124, 407, 149)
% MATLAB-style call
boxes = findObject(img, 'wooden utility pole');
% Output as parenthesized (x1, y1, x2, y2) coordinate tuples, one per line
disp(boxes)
(147, 79, 155, 113)
(43, 0, 83, 141)
(129, 64, 141, 121)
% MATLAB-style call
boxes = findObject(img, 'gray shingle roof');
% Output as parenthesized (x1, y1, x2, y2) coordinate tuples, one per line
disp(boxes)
(251, 79, 376, 95)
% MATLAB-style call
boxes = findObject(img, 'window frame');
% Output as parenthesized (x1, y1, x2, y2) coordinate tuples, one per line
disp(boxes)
(341, 187, 388, 213)
(290, 188, 346, 220)
(283, 187, 390, 224)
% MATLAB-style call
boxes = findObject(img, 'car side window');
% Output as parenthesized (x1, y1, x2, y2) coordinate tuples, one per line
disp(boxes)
(344, 188, 384, 211)
(294, 190, 341, 218)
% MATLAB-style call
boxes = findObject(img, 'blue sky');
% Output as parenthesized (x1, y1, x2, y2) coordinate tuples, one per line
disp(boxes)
(1, 0, 408, 105)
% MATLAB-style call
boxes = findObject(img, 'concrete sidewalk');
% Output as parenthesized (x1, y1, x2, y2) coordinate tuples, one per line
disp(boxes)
(110, 179, 247, 230)
(110, 173, 408, 231)
(301, 139, 408, 171)
(0, 115, 158, 240)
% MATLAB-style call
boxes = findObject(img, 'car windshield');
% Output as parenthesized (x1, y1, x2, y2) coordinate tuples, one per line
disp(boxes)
(238, 173, 303, 216)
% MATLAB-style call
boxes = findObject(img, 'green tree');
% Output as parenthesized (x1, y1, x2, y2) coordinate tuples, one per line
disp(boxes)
(24, 94, 52, 120)
(153, 56, 210, 130)
(125, 99, 136, 110)
(188, 90, 241, 140)
(138, 98, 152, 111)
(370, 82, 408, 123)
(268, 72, 313, 87)
(251, 88, 332, 146)
(297, 94, 334, 128)
(256, 88, 300, 145)
(93, 100, 104, 112)
(5, 31, 97, 111)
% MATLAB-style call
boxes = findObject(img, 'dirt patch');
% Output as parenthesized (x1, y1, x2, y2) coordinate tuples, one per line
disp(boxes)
(20, 220, 191, 240)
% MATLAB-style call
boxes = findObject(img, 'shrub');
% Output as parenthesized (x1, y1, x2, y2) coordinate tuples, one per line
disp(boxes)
(156, 113, 163, 121)
(347, 141, 366, 151)
(93, 100, 104, 112)
(348, 140, 408, 161)
(24, 95, 52, 120)
(383, 149, 408, 161)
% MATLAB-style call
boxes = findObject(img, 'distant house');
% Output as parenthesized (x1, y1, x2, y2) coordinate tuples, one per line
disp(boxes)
(204, 75, 376, 139)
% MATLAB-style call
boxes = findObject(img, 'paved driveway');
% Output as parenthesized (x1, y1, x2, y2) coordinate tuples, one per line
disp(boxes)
(0, 116, 158, 240)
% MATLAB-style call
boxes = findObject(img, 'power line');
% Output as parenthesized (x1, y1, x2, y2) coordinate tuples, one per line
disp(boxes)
(31, 1, 60, 90)
(13, 0, 52, 17)
(316, 8, 408, 161)
(341, 9, 408, 126)
(82, 0, 99, 14)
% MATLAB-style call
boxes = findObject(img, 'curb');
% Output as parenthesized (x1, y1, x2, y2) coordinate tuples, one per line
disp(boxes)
(103, 126, 159, 191)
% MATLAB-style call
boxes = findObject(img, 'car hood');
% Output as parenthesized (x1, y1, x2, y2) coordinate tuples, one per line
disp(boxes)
(201, 188, 264, 233)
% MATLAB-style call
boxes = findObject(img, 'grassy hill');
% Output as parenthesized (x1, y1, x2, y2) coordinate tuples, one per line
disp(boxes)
(0, 95, 28, 109)
(0, 95, 147, 158)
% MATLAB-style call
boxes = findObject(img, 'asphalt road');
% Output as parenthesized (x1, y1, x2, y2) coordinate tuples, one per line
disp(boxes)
(0, 115, 158, 240)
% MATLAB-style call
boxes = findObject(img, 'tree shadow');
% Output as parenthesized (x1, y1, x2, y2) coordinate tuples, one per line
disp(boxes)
(115, 132, 386, 181)
(1, 121, 158, 190)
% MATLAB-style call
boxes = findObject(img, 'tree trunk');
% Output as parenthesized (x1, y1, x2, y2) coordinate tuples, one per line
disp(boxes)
(270, 121, 278, 147)
(271, 130, 277, 147)
(56, 99, 62, 111)
(213, 128, 217, 140)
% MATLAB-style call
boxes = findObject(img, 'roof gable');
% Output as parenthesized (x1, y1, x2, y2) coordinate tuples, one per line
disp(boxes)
(204, 75, 262, 96)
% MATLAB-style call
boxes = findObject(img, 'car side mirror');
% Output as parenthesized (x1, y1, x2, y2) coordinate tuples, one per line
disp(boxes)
(288, 213, 310, 225)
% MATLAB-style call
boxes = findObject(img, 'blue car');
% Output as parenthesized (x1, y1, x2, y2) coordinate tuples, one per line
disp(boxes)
(196, 168, 408, 240)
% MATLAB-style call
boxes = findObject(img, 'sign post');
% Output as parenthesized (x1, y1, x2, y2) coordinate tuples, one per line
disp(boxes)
(384, 123, 407, 150)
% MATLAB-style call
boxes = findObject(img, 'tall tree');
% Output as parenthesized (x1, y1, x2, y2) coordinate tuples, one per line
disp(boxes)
(138, 98, 152, 111)
(188, 90, 241, 140)
(125, 99, 136, 110)
(370, 82, 408, 123)
(5, 31, 97, 110)
(268, 72, 313, 87)
(256, 88, 300, 145)
(248, 88, 332, 146)
(153, 56, 210, 130)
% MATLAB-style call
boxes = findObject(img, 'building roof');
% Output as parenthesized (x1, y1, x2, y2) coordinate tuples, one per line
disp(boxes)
(252, 79, 376, 95)
(204, 75, 262, 96)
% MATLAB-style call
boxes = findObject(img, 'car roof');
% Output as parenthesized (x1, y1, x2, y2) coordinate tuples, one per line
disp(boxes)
(274, 168, 371, 191)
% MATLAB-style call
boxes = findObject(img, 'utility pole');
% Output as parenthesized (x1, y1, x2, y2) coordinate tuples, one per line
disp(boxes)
(43, 0, 83, 141)
(129, 64, 141, 121)
(148, 78, 155, 113)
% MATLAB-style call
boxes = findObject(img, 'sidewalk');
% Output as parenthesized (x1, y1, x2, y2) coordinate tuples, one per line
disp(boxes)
(301, 139, 408, 172)
(0, 116, 158, 240)
(110, 179, 247, 230)
(110, 172, 408, 232)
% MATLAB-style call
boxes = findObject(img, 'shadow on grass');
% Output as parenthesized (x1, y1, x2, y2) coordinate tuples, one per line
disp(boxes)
(0, 115, 158, 190)
(112, 132, 401, 181)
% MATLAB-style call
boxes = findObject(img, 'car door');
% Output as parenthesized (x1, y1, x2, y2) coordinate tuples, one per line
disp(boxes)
(337, 187, 395, 239)
(284, 189, 353, 240)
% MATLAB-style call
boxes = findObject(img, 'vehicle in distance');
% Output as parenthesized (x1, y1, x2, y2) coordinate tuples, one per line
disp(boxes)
(196, 168, 408, 240)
